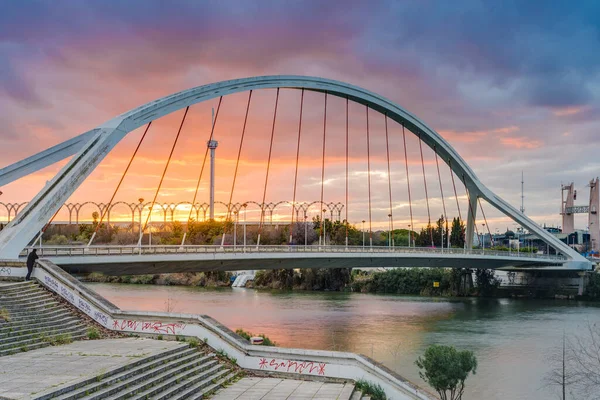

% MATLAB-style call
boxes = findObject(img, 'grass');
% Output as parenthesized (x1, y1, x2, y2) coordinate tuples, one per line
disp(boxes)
(0, 307, 10, 322)
(188, 337, 200, 348)
(355, 379, 387, 400)
(235, 328, 277, 346)
(87, 327, 101, 340)
(43, 333, 73, 346)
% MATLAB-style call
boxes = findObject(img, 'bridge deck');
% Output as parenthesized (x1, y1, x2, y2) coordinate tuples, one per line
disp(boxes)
(19, 245, 569, 275)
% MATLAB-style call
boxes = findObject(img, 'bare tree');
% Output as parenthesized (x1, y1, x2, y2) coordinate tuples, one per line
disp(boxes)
(545, 321, 600, 399)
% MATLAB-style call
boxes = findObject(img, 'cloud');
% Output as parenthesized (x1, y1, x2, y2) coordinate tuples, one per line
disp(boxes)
(500, 136, 543, 149)
(1, 0, 600, 232)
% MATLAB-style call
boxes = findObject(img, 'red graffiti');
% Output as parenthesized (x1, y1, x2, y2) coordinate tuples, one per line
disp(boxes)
(258, 357, 326, 375)
(112, 319, 186, 335)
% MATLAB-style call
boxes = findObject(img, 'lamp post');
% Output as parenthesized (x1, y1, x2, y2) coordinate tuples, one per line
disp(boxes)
(407, 224, 411, 247)
(388, 214, 392, 248)
(242, 203, 247, 249)
(322, 209, 327, 246)
(362, 220, 366, 249)
(304, 214, 308, 248)
(148, 204, 153, 248)
(481, 223, 486, 250)
(137, 198, 144, 245)
(233, 210, 238, 250)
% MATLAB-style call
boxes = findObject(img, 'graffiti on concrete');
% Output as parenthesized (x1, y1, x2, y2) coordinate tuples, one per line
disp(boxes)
(44, 275, 59, 291)
(258, 358, 326, 375)
(112, 319, 186, 335)
(0, 267, 11, 276)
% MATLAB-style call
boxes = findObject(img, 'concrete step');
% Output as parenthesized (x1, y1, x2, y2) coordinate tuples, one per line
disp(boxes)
(51, 347, 204, 400)
(0, 300, 60, 314)
(0, 294, 59, 308)
(1, 303, 67, 318)
(0, 307, 73, 327)
(0, 315, 81, 338)
(0, 281, 36, 292)
(0, 331, 88, 357)
(0, 327, 87, 352)
(92, 352, 218, 400)
(0, 287, 42, 299)
(338, 383, 355, 399)
(0, 292, 56, 306)
(177, 369, 238, 400)
(36, 344, 192, 400)
(350, 390, 362, 400)
(0, 339, 50, 357)
(0, 320, 85, 345)
(126, 363, 226, 400)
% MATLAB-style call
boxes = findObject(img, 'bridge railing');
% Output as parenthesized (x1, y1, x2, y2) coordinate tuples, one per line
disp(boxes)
(21, 244, 567, 260)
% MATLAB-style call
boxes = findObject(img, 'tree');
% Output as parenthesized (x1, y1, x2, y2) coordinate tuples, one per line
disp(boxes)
(450, 217, 465, 248)
(545, 321, 600, 399)
(415, 344, 477, 400)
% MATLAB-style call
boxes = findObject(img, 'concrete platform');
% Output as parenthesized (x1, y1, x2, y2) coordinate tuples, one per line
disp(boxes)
(0, 338, 184, 399)
(211, 377, 355, 400)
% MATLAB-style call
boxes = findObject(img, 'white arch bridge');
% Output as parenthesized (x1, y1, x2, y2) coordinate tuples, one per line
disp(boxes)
(0, 75, 592, 272)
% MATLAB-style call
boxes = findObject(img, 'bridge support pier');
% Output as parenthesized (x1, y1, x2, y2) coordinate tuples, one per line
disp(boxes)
(465, 188, 478, 249)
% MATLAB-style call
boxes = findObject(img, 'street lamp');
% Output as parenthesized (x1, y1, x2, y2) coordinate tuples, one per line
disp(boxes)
(407, 224, 411, 247)
(233, 210, 238, 250)
(304, 214, 308, 248)
(322, 209, 327, 246)
(481, 223, 486, 250)
(137, 198, 144, 244)
(148, 204, 154, 247)
(387, 214, 392, 248)
(362, 220, 366, 249)
(242, 203, 247, 249)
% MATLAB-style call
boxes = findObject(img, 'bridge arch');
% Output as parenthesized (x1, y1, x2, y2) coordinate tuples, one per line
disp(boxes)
(0, 76, 590, 268)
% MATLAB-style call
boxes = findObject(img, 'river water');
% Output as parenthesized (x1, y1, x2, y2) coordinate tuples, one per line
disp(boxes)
(87, 283, 600, 400)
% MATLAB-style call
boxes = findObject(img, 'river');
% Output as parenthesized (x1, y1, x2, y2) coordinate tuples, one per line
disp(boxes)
(86, 282, 600, 399)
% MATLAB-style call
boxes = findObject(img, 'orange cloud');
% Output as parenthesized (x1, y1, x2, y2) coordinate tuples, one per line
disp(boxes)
(552, 106, 590, 117)
(439, 125, 519, 143)
(500, 136, 542, 149)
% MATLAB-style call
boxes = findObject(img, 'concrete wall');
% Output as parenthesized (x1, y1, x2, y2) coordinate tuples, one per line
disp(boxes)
(0, 260, 27, 280)
(0, 260, 435, 400)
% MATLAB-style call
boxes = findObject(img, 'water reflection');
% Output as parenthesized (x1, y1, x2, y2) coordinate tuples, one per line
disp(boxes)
(87, 283, 600, 400)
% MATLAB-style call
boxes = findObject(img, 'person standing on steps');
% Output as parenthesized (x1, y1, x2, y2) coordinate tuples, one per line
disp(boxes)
(26, 249, 38, 281)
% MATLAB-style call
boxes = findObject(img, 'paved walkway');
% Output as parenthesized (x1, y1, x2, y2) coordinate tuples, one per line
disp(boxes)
(211, 377, 355, 400)
(0, 338, 184, 399)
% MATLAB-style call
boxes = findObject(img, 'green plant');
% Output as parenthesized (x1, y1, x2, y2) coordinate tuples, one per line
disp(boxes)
(355, 379, 387, 400)
(157, 334, 163, 340)
(415, 344, 477, 400)
(87, 327, 101, 340)
(43, 333, 73, 345)
(235, 328, 277, 346)
(188, 338, 200, 348)
(0, 307, 10, 322)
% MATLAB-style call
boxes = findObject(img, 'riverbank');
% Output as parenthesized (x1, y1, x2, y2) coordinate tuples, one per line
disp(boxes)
(83, 271, 232, 287)
(80, 267, 599, 300)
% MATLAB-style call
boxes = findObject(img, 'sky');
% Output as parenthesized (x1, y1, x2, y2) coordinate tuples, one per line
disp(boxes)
(1, 0, 599, 232)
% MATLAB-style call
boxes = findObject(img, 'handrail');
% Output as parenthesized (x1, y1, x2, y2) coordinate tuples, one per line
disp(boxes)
(20, 244, 567, 261)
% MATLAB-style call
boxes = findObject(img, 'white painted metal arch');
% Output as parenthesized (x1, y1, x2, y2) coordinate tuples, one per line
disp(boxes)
(0, 75, 591, 269)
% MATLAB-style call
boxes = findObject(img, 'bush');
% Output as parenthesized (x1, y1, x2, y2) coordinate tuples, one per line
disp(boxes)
(584, 272, 600, 299)
(235, 328, 277, 346)
(416, 345, 477, 400)
(0, 307, 10, 322)
(87, 327, 101, 340)
(355, 379, 387, 400)
(46, 234, 70, 245)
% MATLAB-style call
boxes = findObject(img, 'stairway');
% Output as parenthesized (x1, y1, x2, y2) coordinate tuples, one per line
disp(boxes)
(0, 281, 88, 356)
(37, 343, 239, 400)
